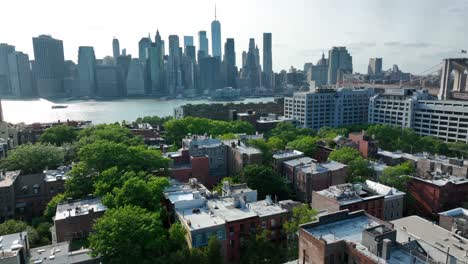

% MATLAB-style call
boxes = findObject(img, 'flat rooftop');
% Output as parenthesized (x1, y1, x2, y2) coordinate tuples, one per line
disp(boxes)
(439, 207, 468, 218)
(412, 174, 468, 186)
(223, 140, 262, 155)
(176, 206, 225, 231)
(248, 200, 287, 217)
(208, 198, 257, 222)
(365, 180, 405, 197)
(273, 150, 304, 160)
(30, 242, 96, 264)
(283, 157, 314, 168)
(55, 198, 106, 221)
(305, 215, 381, 243)
(392, 215, 468, 263)
(316, 183, 383, 205)
(0, 170, 20, 188)
(44, 166, 71, 182)
(301, 160, 347, 174)
(0, 231, 27, 260)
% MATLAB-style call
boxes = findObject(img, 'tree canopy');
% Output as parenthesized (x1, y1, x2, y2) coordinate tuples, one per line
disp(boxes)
(0, 144, 65, 174)
(286, 136, 319, 157)
(240, 165, 290, 200)
(328, 147, 361, 165)
(379, 161, 414, 191)
(89, 206, 167, 264)
(39, 125, 78, 146)
(135, 116, 173, 128)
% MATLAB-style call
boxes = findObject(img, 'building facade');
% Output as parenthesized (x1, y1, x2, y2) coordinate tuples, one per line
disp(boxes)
(284, 88, 372, 130)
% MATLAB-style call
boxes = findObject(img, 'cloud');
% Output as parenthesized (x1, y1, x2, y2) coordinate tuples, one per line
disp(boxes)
(347, 41, 377, 53)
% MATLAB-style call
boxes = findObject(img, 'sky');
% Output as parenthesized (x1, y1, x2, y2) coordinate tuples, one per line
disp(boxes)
(1, 0, 467, 74)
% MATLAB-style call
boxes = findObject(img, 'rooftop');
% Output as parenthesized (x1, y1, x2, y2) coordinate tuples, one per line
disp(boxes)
(183, 135, 223, 149)
(392, 215, 468, 263)
(283, 157, 314, 168)
(207, 197, 257, 222)
(0, 170, 20, 188)
(411, 174, 468, 186)
(273, 150, 304, 160)
(44, 166, 71, 182)
(439, 207, 468, 218)
(223, 140, 262, 155)
(300, 160, 347, 174)
(365, 180, 405, 197)
(248, 197, 288, 217)
(176, 206, 225, 231)
(0, 232, 28, 260)
(316, 183, 384, 205)
(55, 198, 106, 221)
(29, 242, 96, 264)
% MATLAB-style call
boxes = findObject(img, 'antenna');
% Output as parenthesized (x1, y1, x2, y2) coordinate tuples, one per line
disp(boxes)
(215, 3, 217, 20)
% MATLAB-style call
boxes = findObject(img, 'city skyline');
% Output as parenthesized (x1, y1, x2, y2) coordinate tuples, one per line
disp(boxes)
(1, 0, 467, 73)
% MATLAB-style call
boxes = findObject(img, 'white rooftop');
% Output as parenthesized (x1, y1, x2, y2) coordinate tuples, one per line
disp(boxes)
(207, 198, 257, 222)
(273, 150, 304, 160)
(392, 215, 468, 263)
(248, 198, 288, 217)
(439, 207, 468, 217)
(283, 157, 314, 168)
(55, 198, 106, 221)
(365, 180, 405, 198)
(176, 206, 225, 231)
(412, 174, 468, 186)
(44, 166, 71, 182)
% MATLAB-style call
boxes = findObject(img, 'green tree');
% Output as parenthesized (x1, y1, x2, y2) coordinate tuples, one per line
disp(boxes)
(206, 236, 223, 264)
(268, 122, 314, 142)
(64, 162, 96, 199)
(212, 177, 240, 194)
(135, 116, 173, 128)
(286, 136, 319, 157)
(266, 136, 285, 152)
(44, 193, 66, 220)
(217, 133, 238, 140)
(248, 139, 273, 163)
(89, 206, 167, 264)
(94, 169, 153, 197)
(379, 161, 414, 191)
(242, 230, 282, 264)
(328, 147, 361, 164)
(39, 125, 78, 146)
(283, 204, 318, 260)
(77, 124, 143, 148)
(348, 157, 374, 183)
(240, 165, 289, 200)
(102, 176, 169, 211)
(1, 144, 65, 174)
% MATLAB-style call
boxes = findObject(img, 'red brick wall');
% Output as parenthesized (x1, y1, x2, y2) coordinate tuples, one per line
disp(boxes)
(54, 211, 105, 243)
(224, 217, 259, 262)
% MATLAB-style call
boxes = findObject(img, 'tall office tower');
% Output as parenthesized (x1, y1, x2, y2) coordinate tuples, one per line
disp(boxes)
(211, 6, 222, 58)
(77, 46, 96, 97)
(32, 35, 66, 97)
(126, 58, 145, 96)
(244, 38, 261, 89)
(181, 56, 195, 91)
(263, 33, 273, 89)
(307, 53, 328, 87)
(327, 47, 353, 85)
(0, 44, 15, 95)
(199, 56, 221, 93)
(242, 51, 247, 68)
(185, 46, 196, 63)
(148, 30, 166, 95)
(138, 37, 152, 63)
(117, 55, 131, 83)
(223, 38, 237, 88)
(184, 36, 194, 48)
(168, 35, 182, 95)
(368, 58, 382, 76)
(8, 51, 33, 97)
(95, 65, 123, 97)
(112, 38, 120, 61)
(198, 31, 209, 59)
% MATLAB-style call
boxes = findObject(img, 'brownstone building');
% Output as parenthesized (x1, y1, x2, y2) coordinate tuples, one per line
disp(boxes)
(52, 198, 107, 243)
(348, 132, 378, 159)
(311, 183, 385, 219)
(224, 139, 263, 176)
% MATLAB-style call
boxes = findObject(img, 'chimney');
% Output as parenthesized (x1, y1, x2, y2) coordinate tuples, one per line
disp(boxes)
(381, 238, 392, 260)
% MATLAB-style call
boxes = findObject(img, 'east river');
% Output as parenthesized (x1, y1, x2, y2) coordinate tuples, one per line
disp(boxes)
(1, 97, 275, 124)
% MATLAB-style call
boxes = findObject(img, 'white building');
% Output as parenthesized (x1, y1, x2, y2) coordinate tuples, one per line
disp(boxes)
(284, 87, 371, 130)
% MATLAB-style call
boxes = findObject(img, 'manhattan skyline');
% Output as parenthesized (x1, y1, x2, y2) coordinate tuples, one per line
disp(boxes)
(1, 0, 467, 73)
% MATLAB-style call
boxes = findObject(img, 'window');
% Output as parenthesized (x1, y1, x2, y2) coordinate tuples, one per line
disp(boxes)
(229, 226, 234, 236)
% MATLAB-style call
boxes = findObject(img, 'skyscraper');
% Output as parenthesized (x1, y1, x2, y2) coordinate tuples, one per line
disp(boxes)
(368, 58, 383, 76)
(263, 33, 273, 89)
(32, 35, 66, 97)
(149, 30, 165, 95)
(168, 35, 182, 95)
(0, 44, 15, 95)
(8, 51, 33, 97)
(112, 37, 120, 61)
(211, 6, 222, 58)
(327, 47, 353, 85)
(126, 58, 145, 96)
(184, 36, 194, 48)
(243, 38, 261, 89)
(223, 38, 236, 88)
(198, 31, 209, 59)
(77, 46, 96, 97)
(138, 37, 152, 63)
(307, 53, 328, 87)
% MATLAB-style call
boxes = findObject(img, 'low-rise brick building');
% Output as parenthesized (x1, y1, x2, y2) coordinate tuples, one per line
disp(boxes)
(51, 198, 107, 243)
(224, 139, 263, 176)
(348, 132, 378, 159)
(438, 208, 468, 239)
(311, 183, 385, 219)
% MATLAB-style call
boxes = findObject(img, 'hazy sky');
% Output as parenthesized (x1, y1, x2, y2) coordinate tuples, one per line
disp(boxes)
(1, 0, 467, 73)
